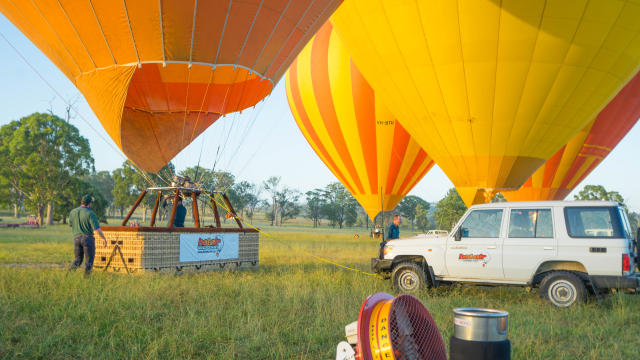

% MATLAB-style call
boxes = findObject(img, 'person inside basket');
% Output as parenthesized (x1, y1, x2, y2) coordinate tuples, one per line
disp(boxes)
(69, 195, 107, 275)
(173, 196, 187, 228)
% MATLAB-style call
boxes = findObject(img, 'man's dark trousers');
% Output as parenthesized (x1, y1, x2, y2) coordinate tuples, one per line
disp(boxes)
(71, 235, 95, 272)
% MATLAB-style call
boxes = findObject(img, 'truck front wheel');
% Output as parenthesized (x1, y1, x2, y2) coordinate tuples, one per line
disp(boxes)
(539, 271, 587, 307)
(391, 262, 427, 293)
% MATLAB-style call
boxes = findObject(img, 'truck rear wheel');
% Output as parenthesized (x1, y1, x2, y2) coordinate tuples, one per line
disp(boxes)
(539, 271, 586, 307)
(391, 262, 427, 293)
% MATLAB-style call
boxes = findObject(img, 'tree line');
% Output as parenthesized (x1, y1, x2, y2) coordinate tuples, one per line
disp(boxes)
(1, 113, 637, 231)
(0, 113, 437, 229)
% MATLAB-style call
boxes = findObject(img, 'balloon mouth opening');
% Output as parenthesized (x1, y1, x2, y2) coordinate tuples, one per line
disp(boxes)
(457, 188, 499, 207)
(94, 62, 275, 173)
(124, 63, 273, 116)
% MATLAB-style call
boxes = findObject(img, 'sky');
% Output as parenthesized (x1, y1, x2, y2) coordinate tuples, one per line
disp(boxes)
(1, 15, 640, 211)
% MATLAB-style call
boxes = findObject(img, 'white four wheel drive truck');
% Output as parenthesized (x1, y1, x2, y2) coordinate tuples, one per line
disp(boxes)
(372, 201, 640, 307)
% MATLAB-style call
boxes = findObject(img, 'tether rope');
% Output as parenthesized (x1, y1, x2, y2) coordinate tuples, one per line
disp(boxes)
(204, 192, 381, 278)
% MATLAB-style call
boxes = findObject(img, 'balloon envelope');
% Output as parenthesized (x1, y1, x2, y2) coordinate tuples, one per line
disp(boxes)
(0, 0, 341, 171)
(286, 22, 434, 220)
(332, 0, 640, 206)
(503, 72, 640, 201)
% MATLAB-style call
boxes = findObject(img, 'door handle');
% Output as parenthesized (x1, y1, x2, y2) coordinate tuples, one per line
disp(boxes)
(487, 246, 497, 249)
(543, 247, 553, 250)
(450, 246, 467, 249)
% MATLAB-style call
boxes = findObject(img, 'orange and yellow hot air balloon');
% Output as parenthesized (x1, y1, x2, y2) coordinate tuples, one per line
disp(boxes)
(503, 73, 640, 202)
(286, 22, 435, 220)
(332, 0, 640, 206)
(0, 0, 341, 172)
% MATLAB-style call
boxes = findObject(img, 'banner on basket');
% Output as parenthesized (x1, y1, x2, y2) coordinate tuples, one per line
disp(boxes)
(179, 233, 239, 262)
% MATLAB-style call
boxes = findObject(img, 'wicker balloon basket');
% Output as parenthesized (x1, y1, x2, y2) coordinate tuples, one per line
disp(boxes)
(95, 181, 259, 274)
(93, 228, 259, 273)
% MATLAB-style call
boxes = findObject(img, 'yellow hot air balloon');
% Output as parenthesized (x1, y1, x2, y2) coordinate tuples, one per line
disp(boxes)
(286, 22, 435, 220)
(503, 72, 640, 201)
(331, 0, 640, 206)
(0, 0, 341, 172)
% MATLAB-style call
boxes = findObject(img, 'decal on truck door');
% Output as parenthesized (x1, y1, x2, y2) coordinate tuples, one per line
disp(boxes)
(458, 253, 490, 265)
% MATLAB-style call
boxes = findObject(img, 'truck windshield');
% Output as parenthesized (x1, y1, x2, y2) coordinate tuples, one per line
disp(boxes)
(564, 207, 624, 238)
(460, 209, 503, 238)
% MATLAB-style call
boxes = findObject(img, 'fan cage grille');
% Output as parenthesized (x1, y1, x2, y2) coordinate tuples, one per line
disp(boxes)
(388, 295, 447, 360)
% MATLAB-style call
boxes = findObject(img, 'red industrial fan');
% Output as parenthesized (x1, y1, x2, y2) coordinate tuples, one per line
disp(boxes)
(338, 292, 447, 360)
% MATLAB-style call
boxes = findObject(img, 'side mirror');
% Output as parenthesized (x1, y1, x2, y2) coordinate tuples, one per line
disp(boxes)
(454, 227, 462, 241)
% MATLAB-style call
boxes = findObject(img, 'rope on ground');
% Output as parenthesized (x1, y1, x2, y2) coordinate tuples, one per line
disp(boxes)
(287, 245, 382, 278)
(203, 192, 381, 279)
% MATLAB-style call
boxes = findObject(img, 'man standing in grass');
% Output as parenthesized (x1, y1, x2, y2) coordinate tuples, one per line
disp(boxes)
(379, 214, 402, 258)
(69, 195, 106, 275)
(387, 214, 401, 241)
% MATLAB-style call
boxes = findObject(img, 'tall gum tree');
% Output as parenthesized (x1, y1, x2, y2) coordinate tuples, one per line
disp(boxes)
(0, 113, 93, 225)
(397, 195, 430, 232)
(434, 189, 468, 231)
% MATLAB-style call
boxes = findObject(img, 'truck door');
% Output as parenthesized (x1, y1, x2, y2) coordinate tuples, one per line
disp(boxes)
(446, 209, 504, 280)
(502, 208, 557, 282)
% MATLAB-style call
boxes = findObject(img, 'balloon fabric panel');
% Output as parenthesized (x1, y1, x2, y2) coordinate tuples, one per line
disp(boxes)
(286, 22, 434, 220)
(0, 0, 342, 172)
(332, 0, 640, 206)
(504, 72, 640, 201)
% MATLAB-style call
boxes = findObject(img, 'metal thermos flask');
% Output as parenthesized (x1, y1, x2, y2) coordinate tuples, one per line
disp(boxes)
(449, 308, 511, 360)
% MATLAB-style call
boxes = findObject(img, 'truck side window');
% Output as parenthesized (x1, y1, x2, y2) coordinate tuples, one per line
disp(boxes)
(536, 210, 553, 238)
(565, 207, 624, 238)
(460, 209, 503, 238)
(509, 209, 553, 238)
(618, 207, 633, 239)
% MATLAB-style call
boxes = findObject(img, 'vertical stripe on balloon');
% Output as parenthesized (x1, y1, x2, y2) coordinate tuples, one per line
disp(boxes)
(286, 21, 435, 220)
(504, 72, 640, 201)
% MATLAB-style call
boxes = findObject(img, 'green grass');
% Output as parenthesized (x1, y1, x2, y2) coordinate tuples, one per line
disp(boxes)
(0, 225, 70, 264)
(1, 224, 639, 359)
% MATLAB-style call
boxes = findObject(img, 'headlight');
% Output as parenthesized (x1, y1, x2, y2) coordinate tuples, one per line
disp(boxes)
(384, 245, 393, 255)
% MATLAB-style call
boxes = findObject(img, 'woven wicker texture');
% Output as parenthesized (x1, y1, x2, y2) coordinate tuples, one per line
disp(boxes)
(95, 230, 259, 272)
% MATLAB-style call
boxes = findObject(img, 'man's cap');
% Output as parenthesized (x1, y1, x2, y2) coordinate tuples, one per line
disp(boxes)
(81, 195, 95, 205)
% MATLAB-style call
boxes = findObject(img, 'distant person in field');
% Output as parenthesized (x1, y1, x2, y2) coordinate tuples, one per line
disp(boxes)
(69, 195, 107, 275)
(173, 196, 187, 228)
(387, 214, 401, 241)
(379, 214, 402, 258)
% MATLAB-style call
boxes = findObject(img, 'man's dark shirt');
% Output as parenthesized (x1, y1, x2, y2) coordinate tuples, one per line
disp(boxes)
(387, 223, 400, 241)
(69, 206, 100, 236)
(174, 204, 187, 227)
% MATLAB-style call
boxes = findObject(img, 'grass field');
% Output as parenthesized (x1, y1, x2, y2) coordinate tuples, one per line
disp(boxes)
(1, 220, 640, 359)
